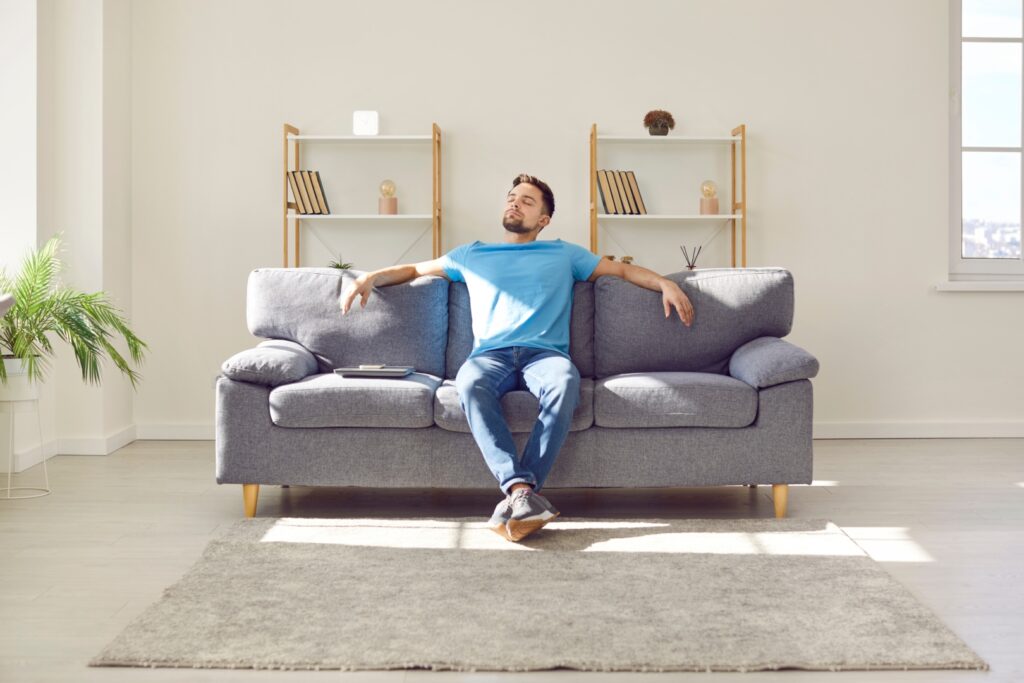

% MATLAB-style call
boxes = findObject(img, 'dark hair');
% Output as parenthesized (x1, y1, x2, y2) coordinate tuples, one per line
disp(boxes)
(511, 173, 555, 218)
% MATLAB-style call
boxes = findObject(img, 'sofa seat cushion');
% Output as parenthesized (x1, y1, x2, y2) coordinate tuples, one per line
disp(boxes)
(269, 372, 442, 428)
(594, 372, 757, 428)
(433, 378, 593, 433)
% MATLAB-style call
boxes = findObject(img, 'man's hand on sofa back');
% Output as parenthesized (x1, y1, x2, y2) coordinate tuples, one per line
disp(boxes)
(341, 259, 448, 314)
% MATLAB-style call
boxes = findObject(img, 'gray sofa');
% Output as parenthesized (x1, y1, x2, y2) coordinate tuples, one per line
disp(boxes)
(215, 266, 818, 518)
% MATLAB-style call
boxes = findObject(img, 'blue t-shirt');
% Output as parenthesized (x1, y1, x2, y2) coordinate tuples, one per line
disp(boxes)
(441, 239, 601, 357)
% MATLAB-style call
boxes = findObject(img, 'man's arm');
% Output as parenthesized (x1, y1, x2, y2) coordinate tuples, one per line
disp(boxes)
(588, 259, 693, 327)
(340, 258, 448, 314)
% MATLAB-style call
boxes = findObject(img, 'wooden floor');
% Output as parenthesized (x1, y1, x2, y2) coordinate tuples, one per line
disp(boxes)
(1, 438, 1020, 682)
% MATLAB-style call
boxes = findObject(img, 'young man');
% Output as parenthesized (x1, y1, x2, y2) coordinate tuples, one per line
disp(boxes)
(340, 174, 693, 542)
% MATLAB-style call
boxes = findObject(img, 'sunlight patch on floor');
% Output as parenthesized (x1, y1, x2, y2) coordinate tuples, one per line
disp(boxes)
(840, 526, 935, 563)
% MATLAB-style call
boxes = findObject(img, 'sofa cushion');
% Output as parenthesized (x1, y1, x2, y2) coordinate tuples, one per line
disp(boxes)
(446, 281, 595, 379)
(247, 268, 448, 377)
(593, 268, 794, 378)
(433, 378, 594, 433)
(220, 339, 318, 387)
(594, 372, 757, 428)
(729, 336, 820, 389)
(269, 372, 442, 428)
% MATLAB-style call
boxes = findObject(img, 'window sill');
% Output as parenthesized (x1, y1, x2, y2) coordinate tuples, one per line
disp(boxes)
(935, 281, 1024, 292)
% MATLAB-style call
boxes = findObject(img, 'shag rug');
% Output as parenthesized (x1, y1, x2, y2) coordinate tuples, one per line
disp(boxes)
(90, 517, 987, 672)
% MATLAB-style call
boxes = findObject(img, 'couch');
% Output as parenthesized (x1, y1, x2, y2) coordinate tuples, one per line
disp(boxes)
(215, 266, 819, 518)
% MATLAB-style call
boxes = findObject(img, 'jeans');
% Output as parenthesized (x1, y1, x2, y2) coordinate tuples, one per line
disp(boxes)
(454, 346, 581, 494)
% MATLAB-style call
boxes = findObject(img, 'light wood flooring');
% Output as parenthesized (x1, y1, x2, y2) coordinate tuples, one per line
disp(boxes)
(1, 438, 1021, 682)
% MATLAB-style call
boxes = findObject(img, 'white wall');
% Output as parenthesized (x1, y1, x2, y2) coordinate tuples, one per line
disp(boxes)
(115, 0, 1021, 438)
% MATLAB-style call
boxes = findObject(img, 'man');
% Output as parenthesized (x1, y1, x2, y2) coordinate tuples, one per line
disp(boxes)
(341, 173, 693, 542)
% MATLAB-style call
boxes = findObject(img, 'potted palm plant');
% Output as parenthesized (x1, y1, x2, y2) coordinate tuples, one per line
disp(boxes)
(0, 234, 148, 401)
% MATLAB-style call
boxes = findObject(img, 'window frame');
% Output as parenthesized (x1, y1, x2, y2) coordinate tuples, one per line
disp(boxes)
(949, 0, 1024, 280)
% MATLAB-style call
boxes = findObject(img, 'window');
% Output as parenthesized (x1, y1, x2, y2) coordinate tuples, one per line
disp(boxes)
(951, 0, 1024, 279)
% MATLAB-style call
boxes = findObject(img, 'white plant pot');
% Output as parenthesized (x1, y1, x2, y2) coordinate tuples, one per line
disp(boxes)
(0, 357, 39, 402)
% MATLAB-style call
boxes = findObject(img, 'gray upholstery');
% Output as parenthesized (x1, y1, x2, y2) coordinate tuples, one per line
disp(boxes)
(216, 266, 816, 498)
(248, 268, 448, 377)
(269, 372, 442, 428)
(593, 268, 794, 378)
(433, 378, 594, 433)
(221, 340, 319, 387)
(729, 336, 820, 389)
(593, 372, 757, 428)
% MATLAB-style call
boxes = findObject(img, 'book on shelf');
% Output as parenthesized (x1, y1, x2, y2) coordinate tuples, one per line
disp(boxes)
(616, 171, 638, 214)
(610, 170, 632, 215)
(299, 171, 321, 214)
(625, 171, 647, 214)
(311, 171, 331, 214)
(596, 170, 614, 214)
(289, 171, 314, 214)
(286, 172, 307, 214)
(599, 170, 622, 214)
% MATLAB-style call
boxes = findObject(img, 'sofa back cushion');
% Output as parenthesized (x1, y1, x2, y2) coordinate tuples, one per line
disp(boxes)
(247, 268, 448, 377)
(445, 281, 595, 379)
(593, 268, 794, 378)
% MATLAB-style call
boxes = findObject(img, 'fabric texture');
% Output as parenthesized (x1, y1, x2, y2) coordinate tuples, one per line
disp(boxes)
(269, 372, 441, 429)
(434, 378, 594, 434)
(90, 517, 988, 673)
(594, 372, 757, 428)
(729, 336, 820, 389)
(220, 339, 318, 387)
(593, 268, 794, 378)
(247, 268, 448, 377)
(440, 240, 600, 357)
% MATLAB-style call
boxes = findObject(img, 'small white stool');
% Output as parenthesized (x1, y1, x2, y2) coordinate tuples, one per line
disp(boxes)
(0, 398, 50, 499)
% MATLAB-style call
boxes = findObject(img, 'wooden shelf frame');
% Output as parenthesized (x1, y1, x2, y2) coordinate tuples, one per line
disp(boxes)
(282, 123, 442, 267)
(589, 123, 747, 267)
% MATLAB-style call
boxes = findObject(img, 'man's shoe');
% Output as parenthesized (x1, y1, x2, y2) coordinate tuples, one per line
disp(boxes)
(487, 495, 514, 540)
(506, 488, 559, 542)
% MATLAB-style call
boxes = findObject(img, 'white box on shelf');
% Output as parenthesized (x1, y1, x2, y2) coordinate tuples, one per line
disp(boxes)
(352, 110, 379, 136)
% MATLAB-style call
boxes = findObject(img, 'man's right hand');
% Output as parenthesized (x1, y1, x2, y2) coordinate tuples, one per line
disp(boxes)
(340, 275, 376, 314)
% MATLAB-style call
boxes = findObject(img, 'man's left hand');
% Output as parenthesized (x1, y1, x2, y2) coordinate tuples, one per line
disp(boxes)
(661, 280, 693, 327)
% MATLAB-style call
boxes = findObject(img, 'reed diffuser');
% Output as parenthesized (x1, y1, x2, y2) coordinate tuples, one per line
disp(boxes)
(680, 245, 702, 270)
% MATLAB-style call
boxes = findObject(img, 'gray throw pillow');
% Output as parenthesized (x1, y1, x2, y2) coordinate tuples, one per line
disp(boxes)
(221, 339, 318, 387)
(729, 336, 819, 389)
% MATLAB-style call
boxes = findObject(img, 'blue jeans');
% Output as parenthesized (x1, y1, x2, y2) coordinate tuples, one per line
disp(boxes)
(454, 346, 580, 494)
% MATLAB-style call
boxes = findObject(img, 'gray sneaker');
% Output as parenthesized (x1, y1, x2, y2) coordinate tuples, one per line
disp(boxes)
(487, 495, 514, 540)
(506, 488, 559, 542)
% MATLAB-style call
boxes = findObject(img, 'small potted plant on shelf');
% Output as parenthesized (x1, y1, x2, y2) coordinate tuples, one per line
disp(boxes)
(0, 233, 148, 401)
(643, 109, 676, 136)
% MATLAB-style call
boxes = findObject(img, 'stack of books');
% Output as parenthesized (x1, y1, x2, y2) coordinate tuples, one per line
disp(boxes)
(287, 170, 331, 214)
(597, 170, 647, 215)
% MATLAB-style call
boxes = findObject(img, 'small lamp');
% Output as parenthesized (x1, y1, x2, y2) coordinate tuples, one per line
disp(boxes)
(700, 180, 719, 215)
(379, 179, 398, 214)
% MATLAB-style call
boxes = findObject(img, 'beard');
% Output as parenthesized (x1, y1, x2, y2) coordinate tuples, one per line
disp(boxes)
(502, 215, 533, 233)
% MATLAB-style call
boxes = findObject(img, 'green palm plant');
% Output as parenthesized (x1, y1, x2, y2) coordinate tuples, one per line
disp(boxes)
(0, 234, 148, 387)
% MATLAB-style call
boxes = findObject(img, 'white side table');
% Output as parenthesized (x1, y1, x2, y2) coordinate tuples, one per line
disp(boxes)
(0, 398, 50, 499)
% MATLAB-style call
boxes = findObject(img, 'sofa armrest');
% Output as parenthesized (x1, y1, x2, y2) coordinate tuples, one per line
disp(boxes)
(729, 336, 819, 389)
(220, 339, 318, 387)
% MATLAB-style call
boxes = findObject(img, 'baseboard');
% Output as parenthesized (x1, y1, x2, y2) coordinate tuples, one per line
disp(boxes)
(134, 423, 215, 440)
(58, 424, 138, 455)
(813, 420, 1024, 439)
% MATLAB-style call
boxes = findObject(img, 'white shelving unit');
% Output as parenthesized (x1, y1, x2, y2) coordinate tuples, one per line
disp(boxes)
(281, 123, 442, 267)
(589, 124, 747, 266)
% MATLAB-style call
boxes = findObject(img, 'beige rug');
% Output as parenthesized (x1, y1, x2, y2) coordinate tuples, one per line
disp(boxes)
(90, 517, 988, 672)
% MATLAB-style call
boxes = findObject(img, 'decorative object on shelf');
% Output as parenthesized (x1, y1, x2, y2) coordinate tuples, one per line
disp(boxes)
(643, 109, 675, 136)
(700, 180, 719, 215)
(597, 170, 647, 215)
(353, 110, 379, 136)
(621, 256, 634, 265)
(0, 233, 148, 391)
(287, 171, 329, 214)
(680, 245, 702, 270)
(328, 257, 353, 270)
(378, 179, 398, 215)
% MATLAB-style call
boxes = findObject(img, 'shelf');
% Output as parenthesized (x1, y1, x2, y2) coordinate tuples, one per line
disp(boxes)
(597, 135, 737, 143)
(290, 214, 433, 220)
(286, 135, 432, 142)
(598, 214, 743, 221)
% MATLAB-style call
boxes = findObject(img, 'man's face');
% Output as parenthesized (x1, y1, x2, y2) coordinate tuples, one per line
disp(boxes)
(503, 183, 550, 235)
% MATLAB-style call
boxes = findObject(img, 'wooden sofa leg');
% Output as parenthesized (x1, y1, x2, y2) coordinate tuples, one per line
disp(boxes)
(771, 484, 788, 518)
(242, 484, 259, 518)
